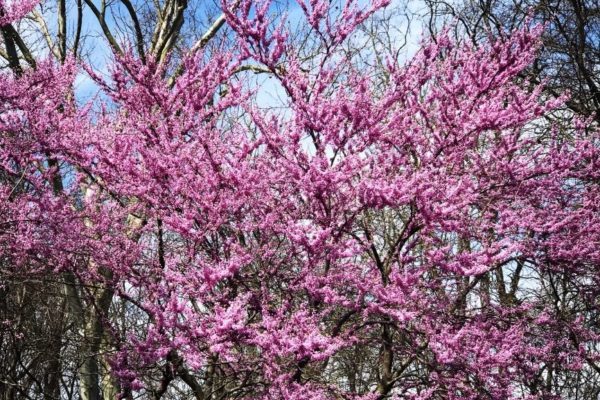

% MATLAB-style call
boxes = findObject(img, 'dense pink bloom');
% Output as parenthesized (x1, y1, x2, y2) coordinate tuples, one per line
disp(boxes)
(0, 0, 598, 398)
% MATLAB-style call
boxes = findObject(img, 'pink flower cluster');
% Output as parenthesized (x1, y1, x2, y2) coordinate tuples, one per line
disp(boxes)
(0, 0, 39, 26)
(0, 0, 598, 398)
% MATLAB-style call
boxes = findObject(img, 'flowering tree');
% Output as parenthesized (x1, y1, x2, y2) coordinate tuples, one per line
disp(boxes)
(0, 0, 598, 399)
